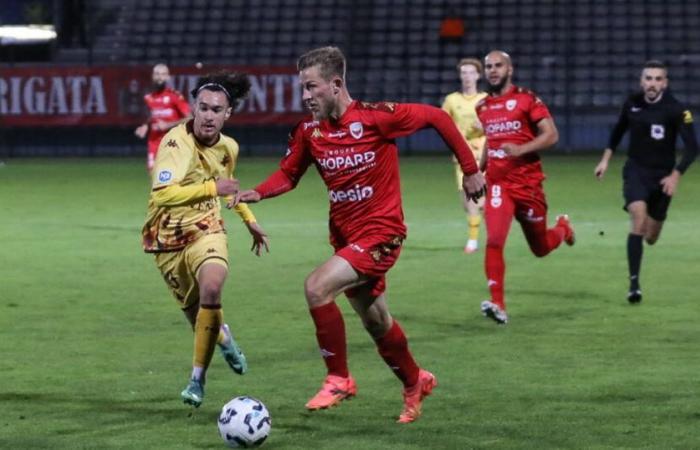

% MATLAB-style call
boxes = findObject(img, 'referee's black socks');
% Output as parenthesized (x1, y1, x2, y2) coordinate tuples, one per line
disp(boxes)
(627, 233, 643, 291)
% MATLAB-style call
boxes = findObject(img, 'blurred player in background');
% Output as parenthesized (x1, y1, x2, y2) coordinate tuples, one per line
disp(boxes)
(594, 60, 697, 304)
(134, 64, 192, 172)
(442, 58, 488, 253)
(234, 46, 485, 423)
(142, 71, 270, 408)
(477, 50, 575, 325)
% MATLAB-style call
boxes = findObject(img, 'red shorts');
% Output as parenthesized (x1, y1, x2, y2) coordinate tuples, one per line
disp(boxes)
(331, 231, 404, 298)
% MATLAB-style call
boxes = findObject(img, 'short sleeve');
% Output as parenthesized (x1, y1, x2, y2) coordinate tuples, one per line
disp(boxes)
(528, 94, 551, 123)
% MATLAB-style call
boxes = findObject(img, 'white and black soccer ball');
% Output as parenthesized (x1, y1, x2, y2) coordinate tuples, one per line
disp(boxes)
(217, 396, 271, 448)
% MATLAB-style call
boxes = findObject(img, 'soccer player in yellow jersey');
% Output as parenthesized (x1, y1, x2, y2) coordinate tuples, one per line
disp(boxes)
(142, 71, 269, 408)
(442, 58, 488, 253)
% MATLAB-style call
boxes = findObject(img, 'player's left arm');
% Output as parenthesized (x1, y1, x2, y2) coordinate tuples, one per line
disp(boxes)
(660, 108, 698, 196)
(502, 95, 558, 157)
(502, 118, 559, 157)
(225, 146, 270, 255)
(375, 103, 485, 200)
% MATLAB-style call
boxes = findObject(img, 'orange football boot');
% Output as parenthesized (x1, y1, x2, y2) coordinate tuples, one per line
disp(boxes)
(305, 374, 357, 410)
(397, 369, 438, 423)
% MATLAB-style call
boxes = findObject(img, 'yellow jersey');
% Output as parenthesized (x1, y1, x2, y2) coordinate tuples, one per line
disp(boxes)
(142, 121, 255, 253)
(441, 91, 487, 155)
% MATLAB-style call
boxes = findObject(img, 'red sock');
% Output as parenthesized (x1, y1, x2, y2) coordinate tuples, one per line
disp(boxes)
(375, 320, 419, 387)
(485, 245, 506, 310)
(309, 302, 348, 378)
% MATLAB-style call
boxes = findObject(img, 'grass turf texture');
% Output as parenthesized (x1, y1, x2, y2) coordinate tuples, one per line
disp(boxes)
(1, 155, 698, 449)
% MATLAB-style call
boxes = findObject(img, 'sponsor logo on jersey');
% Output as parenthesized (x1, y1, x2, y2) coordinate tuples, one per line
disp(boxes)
(488, 103, 504, 110)
(485, 120, 522, 134)
(318, 151, 375, 171)
(158, 170, 172, 182)
(506, 99, 517, 111)
(651, 124, 665, 140)
(311, 128, 324, 139)
(630, 106, 642, 112)
(329, 130, 347, 138)
(163, 96, 170, 104)
(349, 122, 364, 139)
(303, 120, 319, 130)
(488, 148, 508, 159)
(328, 184, 374, 203)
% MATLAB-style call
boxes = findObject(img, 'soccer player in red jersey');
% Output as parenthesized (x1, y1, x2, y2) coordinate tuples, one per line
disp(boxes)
(476, 50, 575, 325)
(233, 46, 485, 423)
(134, 64, 192, 171)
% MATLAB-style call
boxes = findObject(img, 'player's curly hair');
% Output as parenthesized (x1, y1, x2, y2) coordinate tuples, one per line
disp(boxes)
(190, 71, 251, 108)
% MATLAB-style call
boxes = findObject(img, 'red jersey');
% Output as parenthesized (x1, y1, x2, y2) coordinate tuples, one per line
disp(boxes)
(476, 85, 552, 185)
(144, 87, 191, 148)
(255, 101, 478, 241)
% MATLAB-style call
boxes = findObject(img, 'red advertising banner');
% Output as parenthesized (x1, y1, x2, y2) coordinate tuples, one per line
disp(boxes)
(0, 65, 306, 126)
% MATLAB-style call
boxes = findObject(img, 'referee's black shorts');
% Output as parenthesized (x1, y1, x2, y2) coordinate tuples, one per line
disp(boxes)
(622, 159, 672, 221)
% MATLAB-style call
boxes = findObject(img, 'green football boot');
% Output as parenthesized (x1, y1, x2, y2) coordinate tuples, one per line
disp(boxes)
(219, 324, 248, 375)
(181, 378, 204, 407)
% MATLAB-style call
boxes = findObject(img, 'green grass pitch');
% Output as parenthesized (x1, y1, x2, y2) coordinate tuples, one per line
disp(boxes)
(1, 155, 698, 449)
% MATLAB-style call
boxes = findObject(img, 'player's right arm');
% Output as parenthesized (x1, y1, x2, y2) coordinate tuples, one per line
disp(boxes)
(596, 98, 631, 179)
(150, 132, 239, 207)
(232, 123, 314, 206)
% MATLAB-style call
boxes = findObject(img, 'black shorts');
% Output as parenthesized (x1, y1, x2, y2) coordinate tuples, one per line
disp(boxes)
(622, 160, 672, 221)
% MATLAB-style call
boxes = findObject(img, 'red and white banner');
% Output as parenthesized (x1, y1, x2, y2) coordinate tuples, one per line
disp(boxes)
(0, 65, 306, 126)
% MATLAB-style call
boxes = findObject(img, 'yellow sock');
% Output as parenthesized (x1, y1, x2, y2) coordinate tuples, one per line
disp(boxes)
(468, 215, 481, 241)
(193, 306, 223, 369)
(216, 329, 226, 346)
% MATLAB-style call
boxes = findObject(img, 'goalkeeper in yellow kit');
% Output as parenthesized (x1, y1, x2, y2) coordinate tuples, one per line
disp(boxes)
(142, 71, 269, 407)
(442, 58, 487, 253)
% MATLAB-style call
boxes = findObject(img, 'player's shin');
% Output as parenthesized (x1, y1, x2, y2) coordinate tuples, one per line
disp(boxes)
(627, 233, 643, 291)
(374, 320, 420, 387)
(309, 302, 349, 377)
(192, 304, 223, 380)
(485, 245, 506, 309)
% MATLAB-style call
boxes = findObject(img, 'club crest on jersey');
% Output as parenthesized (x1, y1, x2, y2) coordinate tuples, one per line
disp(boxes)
(158, 170, 172, 183)
(349, 122, 364, 139)
(506, 99, 517, 111)
(651, 124, 665, 140)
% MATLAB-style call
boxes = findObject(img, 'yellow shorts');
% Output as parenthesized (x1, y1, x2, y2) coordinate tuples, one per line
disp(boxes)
(454, 151, 483, 191)
(154, 232, 228, 309)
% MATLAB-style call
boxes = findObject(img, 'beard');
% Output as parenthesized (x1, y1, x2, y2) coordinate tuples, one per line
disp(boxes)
(152, 81, 166, 91)
(487, 77, 508, 94)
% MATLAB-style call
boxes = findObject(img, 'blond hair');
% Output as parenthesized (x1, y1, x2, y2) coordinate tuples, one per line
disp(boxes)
(457, 58, 483, 73)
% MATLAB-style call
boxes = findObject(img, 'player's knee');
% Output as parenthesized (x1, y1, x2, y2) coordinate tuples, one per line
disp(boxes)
(199, 282, 222, 306)
(304, 274, 330, 307)
(486, 239, 504, 250)
(645, 235, 658, 245)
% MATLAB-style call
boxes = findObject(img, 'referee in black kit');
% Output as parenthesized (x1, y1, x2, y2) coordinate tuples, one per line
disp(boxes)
(594, 60, 698, 304)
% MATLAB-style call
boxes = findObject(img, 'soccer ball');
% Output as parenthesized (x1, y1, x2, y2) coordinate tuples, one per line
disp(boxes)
(217, 396, 271, 448)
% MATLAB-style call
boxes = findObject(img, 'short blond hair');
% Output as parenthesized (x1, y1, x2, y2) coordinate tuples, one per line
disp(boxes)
(457, 58, 483, 73)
